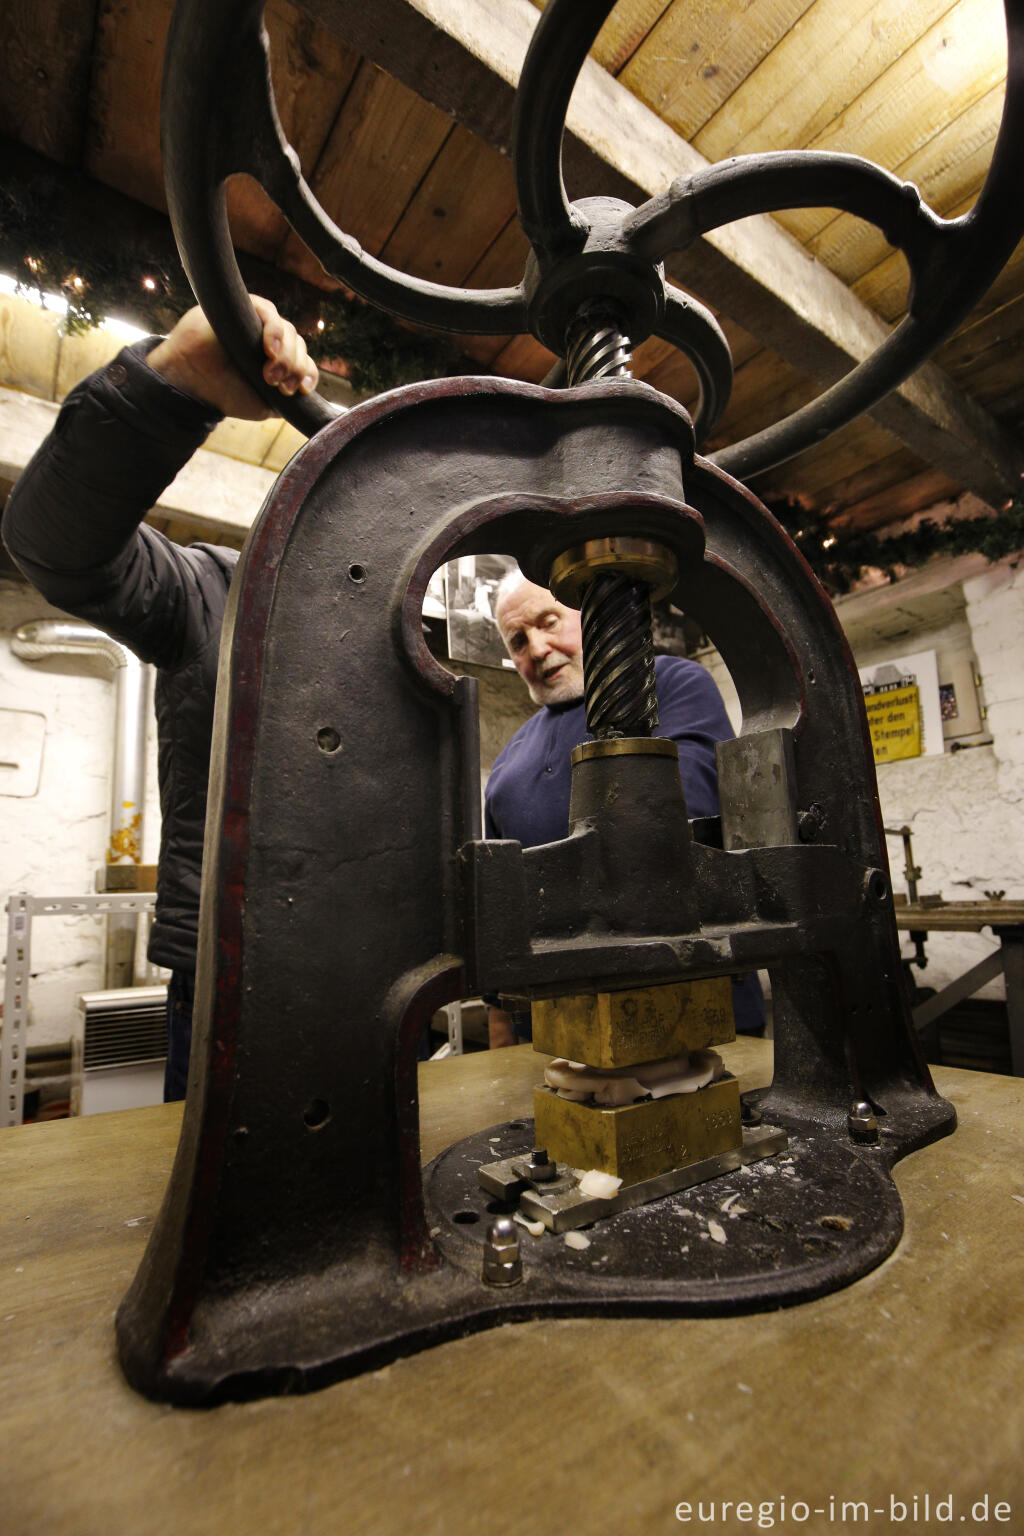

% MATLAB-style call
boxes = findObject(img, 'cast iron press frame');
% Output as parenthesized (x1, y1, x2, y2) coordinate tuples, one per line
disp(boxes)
(116, 0, 1024, 1402)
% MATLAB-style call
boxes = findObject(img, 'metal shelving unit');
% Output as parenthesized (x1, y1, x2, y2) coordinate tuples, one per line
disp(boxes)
(2, 891, 157, 1127)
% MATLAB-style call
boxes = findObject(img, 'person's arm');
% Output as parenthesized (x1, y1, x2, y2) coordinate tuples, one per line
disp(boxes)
(145, 295, 317, 419)
(2, 297, 317, 664)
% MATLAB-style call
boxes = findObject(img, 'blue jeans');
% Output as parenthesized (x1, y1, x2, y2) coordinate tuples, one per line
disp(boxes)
(164, 969, 194, 1102)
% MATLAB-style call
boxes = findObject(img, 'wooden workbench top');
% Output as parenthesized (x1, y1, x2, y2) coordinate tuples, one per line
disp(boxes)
(895, 900, 1024, 931)
(1, 1041, 1022, 1536)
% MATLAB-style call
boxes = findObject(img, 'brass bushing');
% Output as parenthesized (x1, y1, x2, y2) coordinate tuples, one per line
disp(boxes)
(549, 537, 678, 607)
(570, 736, 678, 767)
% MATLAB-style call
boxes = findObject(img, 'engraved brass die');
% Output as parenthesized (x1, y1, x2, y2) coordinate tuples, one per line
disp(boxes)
(532, 977, 735, 1070)
(533, 1076, 742, 1186)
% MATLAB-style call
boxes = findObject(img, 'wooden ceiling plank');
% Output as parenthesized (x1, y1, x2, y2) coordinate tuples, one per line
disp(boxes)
(489, 332, 556, 382)
(641, 348, 699, 412)
(851, 183, 1024, 327)
(765, 0, 1006, 248)
(758, 420, 909, 500)
(85, 0, 174, 212)
(748, 408, 892, 485)
(589, 0, 676, 77)
(808, 81, 1002, 251)
(464, 215, 532, 290)
(635, 304, 762, 411)
(805, 88, 1001, 286)
(381, 124, 518, 286)
(0, 0, 99, 165)
(523, 0, 676, 79)
(308, 64, 454, 257)
(711, 381, 821, 452)
(87, 0, 361, 273)
(455, 217, 537, 366)
(631, 332, 678, 376)
(946, 347, 1024, 414)
(86, 0, 363, 227)
(226, 175, 293, 266)
(271, 229, 349, 292)
(937, 291, 1024, 378)
(836, 466, 963, 531)
(710, 345, 814, 419)
(695, 0, 955, 165)
(225, 3, 364, 266)
(974, 379, 1024, 430)
(762, 443, 925, 512)
(455, 334, 512, 368)
(263, 0, 362, 180)
(620, 0, 816, 146)
(853, 250, 915, 326)
(308, 0, 1024, 506)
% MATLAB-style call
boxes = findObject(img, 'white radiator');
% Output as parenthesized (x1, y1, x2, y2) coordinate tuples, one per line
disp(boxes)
(72, 985, 167, 1115)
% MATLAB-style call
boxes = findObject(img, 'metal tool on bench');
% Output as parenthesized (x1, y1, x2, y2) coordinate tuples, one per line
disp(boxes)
(116, 0, 1024, 1403)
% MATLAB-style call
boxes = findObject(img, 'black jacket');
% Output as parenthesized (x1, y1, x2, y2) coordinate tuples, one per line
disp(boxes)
(2, 340, 237, 973)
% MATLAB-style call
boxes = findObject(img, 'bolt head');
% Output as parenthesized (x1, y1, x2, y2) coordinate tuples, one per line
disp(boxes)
(848, 1100, 879, 1144)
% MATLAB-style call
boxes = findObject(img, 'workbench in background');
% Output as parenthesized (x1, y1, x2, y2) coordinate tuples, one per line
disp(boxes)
(1, 1041, 1021, 1536)
(897, 900, 1024, 1076)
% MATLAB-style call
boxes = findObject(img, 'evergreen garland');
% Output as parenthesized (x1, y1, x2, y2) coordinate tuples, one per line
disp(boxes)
(764, 495, 1024, 595)
(0, 175, 192, 336)
(0, 177, 459, 393)
(312, 298, 459, 395)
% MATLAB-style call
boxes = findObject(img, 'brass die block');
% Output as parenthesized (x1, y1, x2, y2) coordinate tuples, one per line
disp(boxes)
(532, 977, 734, 1070)
(533, 1076, 742, 1186)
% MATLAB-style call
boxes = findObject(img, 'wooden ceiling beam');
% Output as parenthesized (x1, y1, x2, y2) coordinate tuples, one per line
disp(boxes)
(303, 0, 1024, 506)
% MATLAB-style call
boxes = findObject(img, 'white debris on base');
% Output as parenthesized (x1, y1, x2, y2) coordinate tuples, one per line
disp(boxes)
(544, 1049, 726, 1106)
(577, 1168, 624, 1200)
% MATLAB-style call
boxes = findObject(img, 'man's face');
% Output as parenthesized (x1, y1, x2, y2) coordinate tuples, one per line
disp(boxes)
(495, 580, 584, 707)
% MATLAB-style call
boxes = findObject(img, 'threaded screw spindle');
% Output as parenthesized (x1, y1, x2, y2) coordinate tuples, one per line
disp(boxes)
(563, 302, 659, 738)
(580, 571, 659, 738)
(565, 303, 632, 386)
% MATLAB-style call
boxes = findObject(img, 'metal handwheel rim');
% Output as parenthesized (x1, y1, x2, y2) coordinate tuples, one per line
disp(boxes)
(161, 0, 1024, 463)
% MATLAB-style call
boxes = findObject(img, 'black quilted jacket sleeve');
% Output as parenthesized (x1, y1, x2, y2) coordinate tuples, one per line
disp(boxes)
(1, 338, 225, 669)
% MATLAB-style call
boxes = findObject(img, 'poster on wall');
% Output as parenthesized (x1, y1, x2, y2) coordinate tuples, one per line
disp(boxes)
(857, 649, 943, 763)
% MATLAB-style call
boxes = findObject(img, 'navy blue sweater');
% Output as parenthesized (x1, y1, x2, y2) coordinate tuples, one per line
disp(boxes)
(485, 654, 765, 1034)
(486, 655, 727, 842)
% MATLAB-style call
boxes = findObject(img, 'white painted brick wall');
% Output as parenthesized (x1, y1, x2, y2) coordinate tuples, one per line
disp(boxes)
(0, 579, 161, 1049)
(698, 561, 1024, 1005)
(6, 548, 1024, 1051)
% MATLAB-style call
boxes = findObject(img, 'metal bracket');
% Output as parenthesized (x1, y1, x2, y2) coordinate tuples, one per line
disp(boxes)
(478, 1122, 788, 1233)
